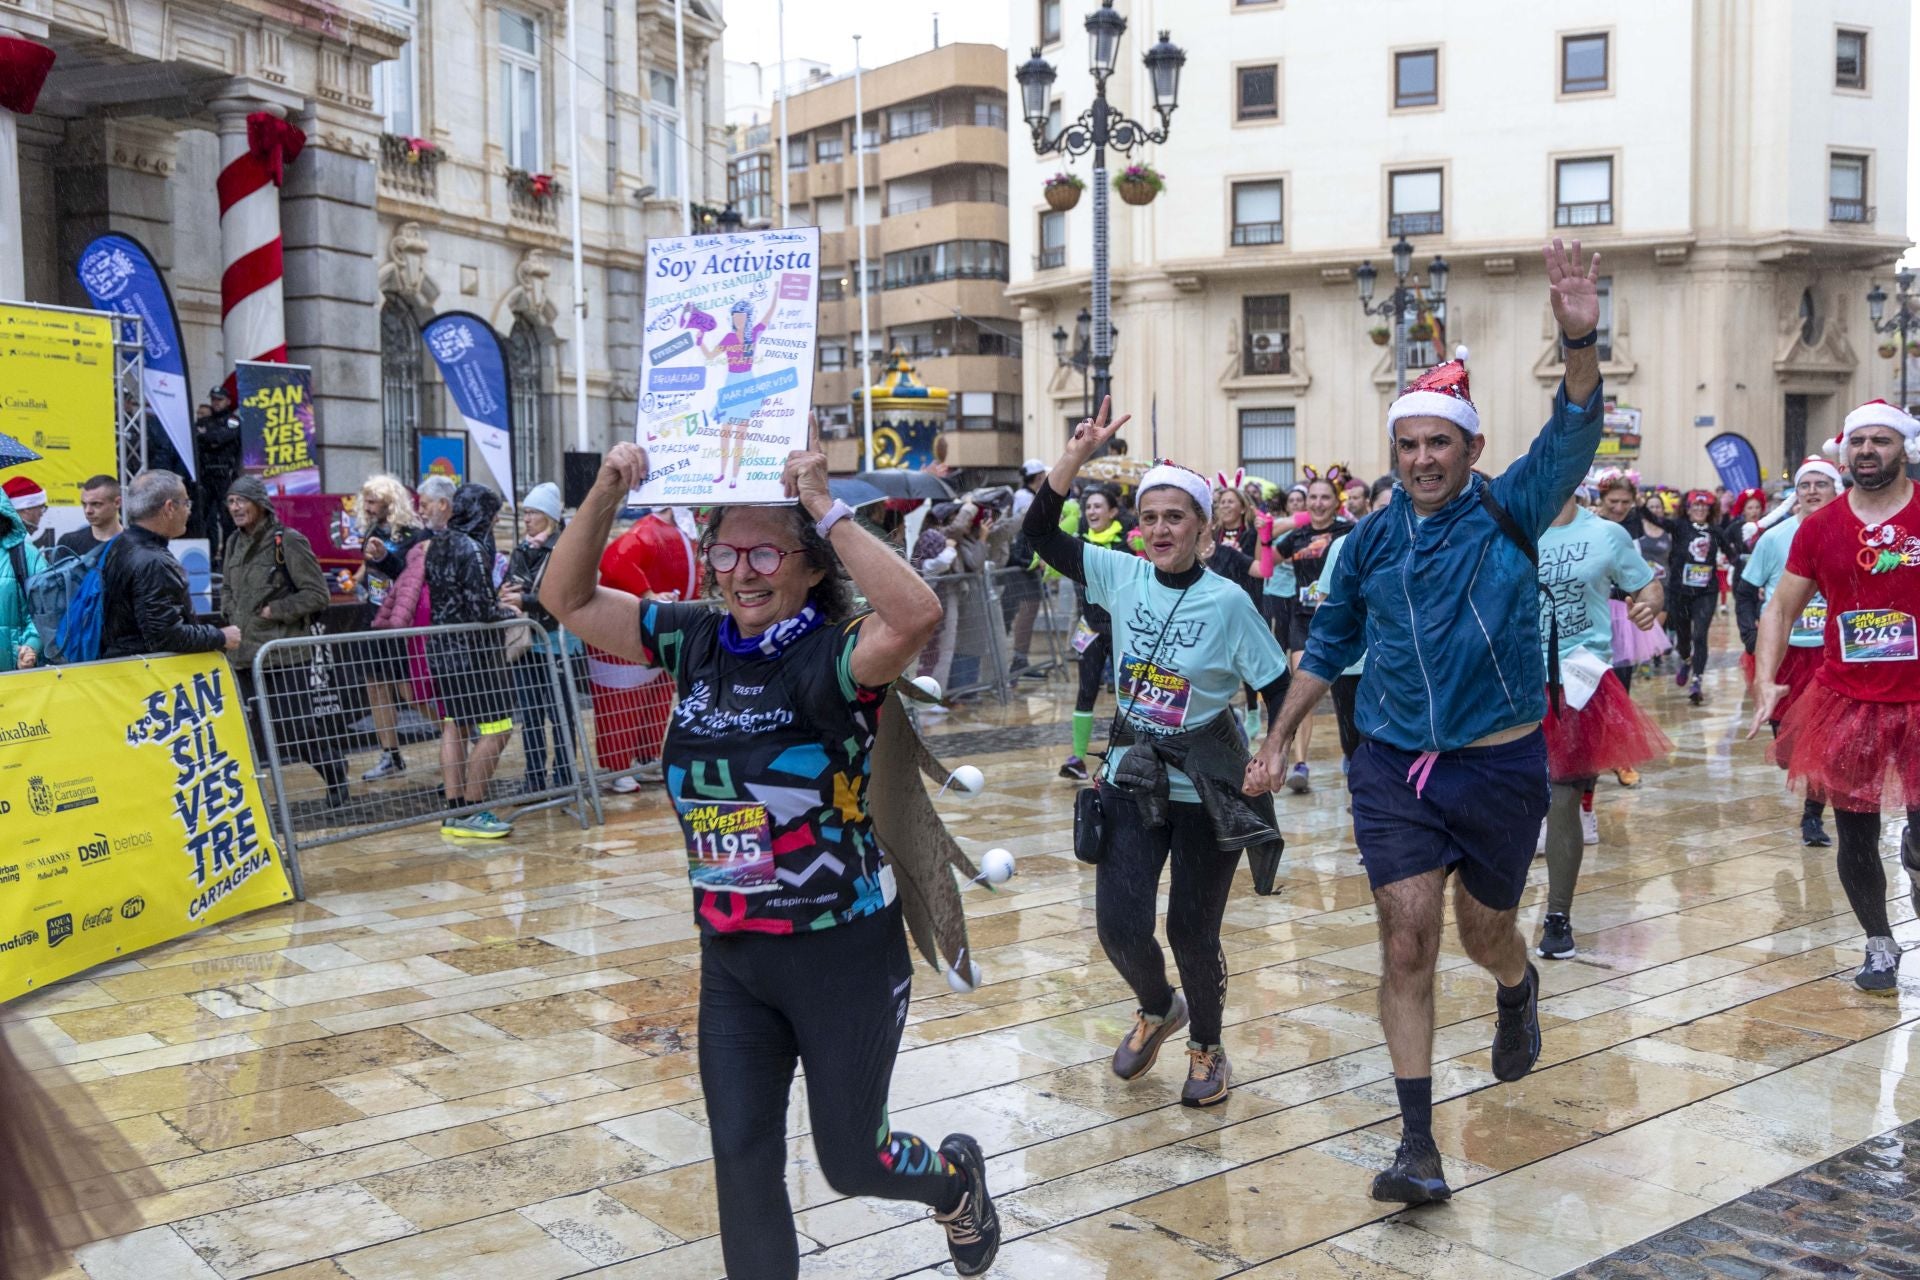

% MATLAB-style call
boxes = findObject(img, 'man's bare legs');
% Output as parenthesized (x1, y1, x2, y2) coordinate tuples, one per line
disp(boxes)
(1375, 870, 1444, 1079)
(1452, 875, 1529, 989)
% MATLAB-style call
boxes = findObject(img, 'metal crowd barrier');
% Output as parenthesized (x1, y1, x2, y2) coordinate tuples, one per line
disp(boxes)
(251, 617, 596, 879)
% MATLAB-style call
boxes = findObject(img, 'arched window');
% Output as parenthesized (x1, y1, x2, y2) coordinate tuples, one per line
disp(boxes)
(380, 298, 423, 476)
(507, 317, 546, 500)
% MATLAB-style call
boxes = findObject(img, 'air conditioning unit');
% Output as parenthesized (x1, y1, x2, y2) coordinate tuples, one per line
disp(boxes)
(1248, 331, 1288, 374)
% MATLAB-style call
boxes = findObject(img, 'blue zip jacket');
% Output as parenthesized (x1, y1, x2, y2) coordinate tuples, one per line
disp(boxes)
(1301, 380, 1604, 751)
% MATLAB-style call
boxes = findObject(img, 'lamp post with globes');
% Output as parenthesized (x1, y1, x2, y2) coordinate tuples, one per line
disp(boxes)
(1017, 0, 1184, 414)
(1052, 306, 1118, 421)
(1355, 235, 1449, 396)
(1867, 269, 1916, 413)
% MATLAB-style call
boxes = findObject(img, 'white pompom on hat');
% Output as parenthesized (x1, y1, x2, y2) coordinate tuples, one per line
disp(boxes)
(1386, 360, 1480, 437)
(1825, 399, 1920, 464)
(1792, 455, 1843, 488)
(1138, 462, 1213, 520)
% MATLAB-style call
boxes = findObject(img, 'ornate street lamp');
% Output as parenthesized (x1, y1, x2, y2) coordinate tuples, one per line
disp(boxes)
(1867, 268, 1918, 412)
(1357, 234, 1449, 394)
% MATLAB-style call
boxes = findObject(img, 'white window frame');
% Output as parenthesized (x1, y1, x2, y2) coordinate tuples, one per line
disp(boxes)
(646, 68, 682, 198)
(372, 0, 421, 137)
(499, 8, 543, 172)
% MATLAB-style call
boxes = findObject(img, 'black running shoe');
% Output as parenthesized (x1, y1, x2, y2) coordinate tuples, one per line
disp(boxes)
(1059, 756, 1089, 781)
(1370, 1133, 1452, 1205)
(1903, 826, 1920, 924)
(1688, 678, 1704, 705)
(1801, 814, 1833, 848)
(1857, 938, 1902, 994)
(1675, 661, 1691, 687)
(1537, 913, 1576, 960)
(934, 1134, 1000, 1276)
(1491, 962, 1542, 1082)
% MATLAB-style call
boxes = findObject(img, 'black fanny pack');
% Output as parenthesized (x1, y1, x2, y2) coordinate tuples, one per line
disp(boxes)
(1073, 784, 1105, 865)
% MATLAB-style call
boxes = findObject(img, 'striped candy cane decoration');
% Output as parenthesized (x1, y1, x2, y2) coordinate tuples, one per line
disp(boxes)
(215, 111, 305, 392)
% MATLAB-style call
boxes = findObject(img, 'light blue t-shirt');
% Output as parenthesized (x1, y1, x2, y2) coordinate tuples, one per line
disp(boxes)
(1536, 509, 1654, 665)
(1083, 545, 1290, 803)
(1319, 534, 1364, 676)
(1742, 514, 1826, 647)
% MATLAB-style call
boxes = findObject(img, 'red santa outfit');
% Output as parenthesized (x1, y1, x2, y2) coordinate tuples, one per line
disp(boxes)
(590, 511, 699, 772)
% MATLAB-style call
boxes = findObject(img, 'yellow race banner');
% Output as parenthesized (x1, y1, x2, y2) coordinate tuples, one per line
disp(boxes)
(0, 653, 293, 1002)
(0, 302, 120, 507)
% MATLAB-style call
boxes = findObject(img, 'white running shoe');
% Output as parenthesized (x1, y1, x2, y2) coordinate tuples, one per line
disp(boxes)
(1580, 810, 1599, 846)
(634, 759, 665, 782)
(605, 775, 640, 794)
(1535, 821, 1547, 857)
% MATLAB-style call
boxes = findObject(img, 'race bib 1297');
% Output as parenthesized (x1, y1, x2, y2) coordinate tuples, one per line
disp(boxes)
(1116, 652, 1192, 730)
(1837, 609, 1917, 663)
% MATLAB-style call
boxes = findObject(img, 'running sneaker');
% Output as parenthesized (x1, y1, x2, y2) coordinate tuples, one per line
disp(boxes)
(1675, 661, 1691, 687)
(1537, 912, 1576, 960)
(361, 750, 405, 782)
(1904, 826, 1920, 922)
(1688, 678, 1704, 705)
(1802, 814, 1833, 848)
(1059, 756, 1089, 781)
(604, 775, 640, 795)
(1286, 762, 1311, 793)
(1112, 991, 1188, 1081)
(634, 759, 665, 783)
(933, 1134, 1000, 1276)
(442, 811, 513, 839)
(1182, 1044, 1231, 1107)
(1491, 962, 1542, 1081)
(1581, 810, 1599, 847)
(1370, 1133, 1452, 1205)
(1244, 707, 1261, 739)
(1857, 938, 1902, 993)
(1614, 767, 1641, 788)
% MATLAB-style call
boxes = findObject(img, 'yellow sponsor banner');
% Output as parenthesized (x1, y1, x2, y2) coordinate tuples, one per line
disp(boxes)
(0, 302, 120, 507)
(0, 653, 293, 1002)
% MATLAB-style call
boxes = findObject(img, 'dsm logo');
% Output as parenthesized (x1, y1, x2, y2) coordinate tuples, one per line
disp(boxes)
(120, 896, 145, 920)
(46, 913, 73, 948)
(76, 834, 111, 865)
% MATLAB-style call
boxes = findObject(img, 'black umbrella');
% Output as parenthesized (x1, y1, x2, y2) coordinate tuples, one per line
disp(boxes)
(854, 469, 955, 501)
(828, 477, 890, 509)
(0, 431, 43, 471)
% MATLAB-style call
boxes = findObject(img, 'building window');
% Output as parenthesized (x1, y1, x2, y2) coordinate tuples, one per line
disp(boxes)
(1561, 32, 1608, 94)
(499, 9, 543, 172)
(506, 317, 545, 498)
(977, 329, 1021, 358)
(882, 241, 1010, 288)
(888, 322, 942, 359)
(380, 298, 422, 476)
(957, 391, 1020, 431)
(1040, 0, 1061, 45)
(1388, 169, 1444, 236)
(1230, 180, 1283, 246)
(1046, 99, 1063, 139)
(1555, 157, 1613, 226)
(372, 0, 419, 136)
(787, 134, 808, 168)
(1236, 64, 1279, 122)
(819, 275, 844, 301)
(1835, 29, 1867, 89)
(1241, 294, 1290, 377)
(1829, 153, 1870, 223)
(972, 96, 1007, 130)
(730, 152, 772, 223)
(1595, 275, 1613, 362)
(819, 341, 847, 371)
(1036, 210, 1066, 270)
(1394, 50, 1438, 109)
(1239, 407, 1295, 487)
(646, 68, 681, 198)
(888, 103, 935, 141)
(815, 133, 844, 163)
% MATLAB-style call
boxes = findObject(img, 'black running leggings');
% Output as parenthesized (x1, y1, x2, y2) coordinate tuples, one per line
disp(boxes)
(699, 907, 963, 1280)
(1671, 590, 1715, 680)
(1831, 809, 1920, 942)
(1330, 673, 1363, 760)
(1097, 790, 1243, 1046)
(1076, 630, 1112, 714)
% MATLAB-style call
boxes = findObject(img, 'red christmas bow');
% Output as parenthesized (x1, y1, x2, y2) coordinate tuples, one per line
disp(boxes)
(0, 36, 57, 116)
(246, 112, 307, 186)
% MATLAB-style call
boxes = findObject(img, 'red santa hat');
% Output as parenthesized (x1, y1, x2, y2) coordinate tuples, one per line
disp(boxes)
(2, 476, 46, 511)
(1792, 455, 1842, 488)
(1824, 399, 1920, 464)
(1386, 360, 1480, 437)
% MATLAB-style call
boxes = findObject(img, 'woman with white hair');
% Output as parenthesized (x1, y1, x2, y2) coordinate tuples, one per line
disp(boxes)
(355, 473, 425, 781)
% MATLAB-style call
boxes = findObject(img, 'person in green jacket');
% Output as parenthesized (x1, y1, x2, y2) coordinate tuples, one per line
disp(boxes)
(0, 491, 48, 671)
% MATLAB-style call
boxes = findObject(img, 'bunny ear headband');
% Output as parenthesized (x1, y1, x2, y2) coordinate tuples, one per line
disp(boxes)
(1214, 467, 1247, 491)
(1300, 464, 1321, 483)
(1325, 462, 1352, 488)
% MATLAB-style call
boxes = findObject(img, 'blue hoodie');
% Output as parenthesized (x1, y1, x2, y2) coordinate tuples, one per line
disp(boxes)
(0, 493, 48, 670)
(1301, 381, 1604, 752)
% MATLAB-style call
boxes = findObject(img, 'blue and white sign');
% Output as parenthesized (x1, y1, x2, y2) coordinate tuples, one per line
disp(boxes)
(74, 233, 197, 478)
(421, 312, 514, 505)
(1704, 432, 1762, 493)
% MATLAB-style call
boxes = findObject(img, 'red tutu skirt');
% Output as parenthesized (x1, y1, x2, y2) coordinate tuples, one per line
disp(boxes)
(1769, 645, 1822, 726)
(1610, 599, 1670, 664)
(1542, 670, 1674, 782)
(1770, 681, 1920, 812)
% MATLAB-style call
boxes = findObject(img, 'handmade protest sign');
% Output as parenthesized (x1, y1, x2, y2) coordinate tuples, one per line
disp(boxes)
(635, 227, 820, 505)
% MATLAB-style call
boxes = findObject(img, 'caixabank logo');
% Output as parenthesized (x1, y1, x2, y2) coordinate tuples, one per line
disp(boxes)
(46, 913, 73, 948)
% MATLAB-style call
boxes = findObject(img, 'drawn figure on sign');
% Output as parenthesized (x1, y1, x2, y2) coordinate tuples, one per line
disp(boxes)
(689, 293, 781, 490)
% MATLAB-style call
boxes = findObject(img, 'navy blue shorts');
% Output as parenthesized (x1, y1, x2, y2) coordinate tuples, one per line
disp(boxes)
(1349, 730, 1549, 912)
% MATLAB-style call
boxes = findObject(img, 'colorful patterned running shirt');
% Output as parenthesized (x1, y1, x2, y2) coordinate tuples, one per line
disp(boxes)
(640, 601, 897, 934)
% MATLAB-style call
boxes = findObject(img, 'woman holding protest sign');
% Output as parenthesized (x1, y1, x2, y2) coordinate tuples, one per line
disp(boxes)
(540, 422, 1001, 1280)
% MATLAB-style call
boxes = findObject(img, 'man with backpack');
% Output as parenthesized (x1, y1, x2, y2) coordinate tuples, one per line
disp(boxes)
(0, 487, 47, 671)
(222, 474, 349, 809)
(100, 471, 239, 662)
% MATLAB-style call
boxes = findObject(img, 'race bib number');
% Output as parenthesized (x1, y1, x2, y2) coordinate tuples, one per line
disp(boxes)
(1117, 652, 1192, 730)
(1681, 563, 1713, 590)
(1070, 620, 1098, 654)
(1837, 609, 1917, 664)
(1792, 594, 1827, 638)
(1298, 578, 1327, 610)
(675, 799, 776, 892)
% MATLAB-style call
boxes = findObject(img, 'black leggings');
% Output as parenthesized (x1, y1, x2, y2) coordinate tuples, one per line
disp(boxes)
(1831, 809, 1920, 941)
(1672, 589, 1715, 679)
(1734, 576, 1763, 655)
(1076, 630, 1112, 714)
(1612, 661, 1635, 693)
(1330, 673, 1363, 760)
(699, 907, 962, 1280)
(1097, 790, 1243, 1046)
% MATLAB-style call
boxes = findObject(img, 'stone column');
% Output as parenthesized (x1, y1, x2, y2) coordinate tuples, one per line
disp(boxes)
(52, 118, 181, 309)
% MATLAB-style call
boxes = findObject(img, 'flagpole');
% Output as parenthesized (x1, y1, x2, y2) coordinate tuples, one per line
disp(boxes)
(566, 0, 589, 453)
(854, 33, 873, 467)
(674, 0, 691, 236)
(776, 0, 789, 228)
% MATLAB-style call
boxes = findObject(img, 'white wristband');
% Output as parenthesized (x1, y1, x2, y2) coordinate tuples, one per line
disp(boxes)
(814, 499, 855, 539)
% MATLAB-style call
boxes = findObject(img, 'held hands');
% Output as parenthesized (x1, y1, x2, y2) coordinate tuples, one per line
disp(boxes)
(1063, 396, 1132, 467)
(1747, 684, 1787, 740)
(1542, 237, 1602, 339)
(782, 413, 833, 518)
(1626, 599, 1660, 631)
(1242, 734, 1288, 797)
(598, 442, 650, 495)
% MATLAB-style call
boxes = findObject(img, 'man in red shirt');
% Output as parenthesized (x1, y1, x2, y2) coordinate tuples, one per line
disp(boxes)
(590, 509, 699, 789)
(1751, 399, 1920, 991)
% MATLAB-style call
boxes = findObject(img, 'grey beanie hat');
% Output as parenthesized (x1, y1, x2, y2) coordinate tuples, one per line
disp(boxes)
(523, 482, 564, 522)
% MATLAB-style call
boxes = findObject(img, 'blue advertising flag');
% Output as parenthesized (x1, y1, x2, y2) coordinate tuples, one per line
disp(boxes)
(74, 233, 197, 478)
(420, 312, 515, 504)
(1704, 432, 1762, 493)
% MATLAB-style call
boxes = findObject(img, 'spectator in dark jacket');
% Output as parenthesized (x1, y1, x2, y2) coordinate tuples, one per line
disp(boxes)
(194, 386, 243, 552)
(503, 482, 575, 793)
(101, 471, 241, 660)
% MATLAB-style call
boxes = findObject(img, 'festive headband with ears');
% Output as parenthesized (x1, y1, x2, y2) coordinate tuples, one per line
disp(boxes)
(1214, 468, 1247, 491)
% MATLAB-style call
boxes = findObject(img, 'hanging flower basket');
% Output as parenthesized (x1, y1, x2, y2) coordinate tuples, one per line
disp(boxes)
(1881, 342, 1901, 359)
(1043, 173, 1083, 212)
(1113, 163, 1164, 206)
(1908, 340, 1920, 357)
(1407, 319, 1435, 341)
(1369, 325, 1391, 347)
(506, 168, 561, 202)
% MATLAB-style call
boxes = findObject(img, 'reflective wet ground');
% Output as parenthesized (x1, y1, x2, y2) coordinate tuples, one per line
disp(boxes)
(9, 638, 1918, 1279)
